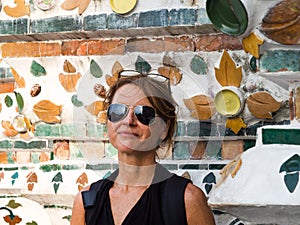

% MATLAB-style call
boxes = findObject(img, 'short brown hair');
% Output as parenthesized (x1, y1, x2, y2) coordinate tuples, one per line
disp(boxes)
(105, 76, 178, 148)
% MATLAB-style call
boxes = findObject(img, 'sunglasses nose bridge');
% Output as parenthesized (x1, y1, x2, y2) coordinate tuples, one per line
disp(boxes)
(122, 105, 136, 123)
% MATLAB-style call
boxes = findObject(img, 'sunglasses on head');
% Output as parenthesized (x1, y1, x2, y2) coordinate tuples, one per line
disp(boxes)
(119, 70, 170, 86)
(107, 103, 157, 125)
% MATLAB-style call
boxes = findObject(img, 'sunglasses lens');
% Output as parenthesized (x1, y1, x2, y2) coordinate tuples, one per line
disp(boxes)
(135, 106, 156, 125)
(107, 104, 128, 123)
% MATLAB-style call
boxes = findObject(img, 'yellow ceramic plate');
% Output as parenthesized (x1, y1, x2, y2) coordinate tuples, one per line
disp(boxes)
(110, 0, 137, 14)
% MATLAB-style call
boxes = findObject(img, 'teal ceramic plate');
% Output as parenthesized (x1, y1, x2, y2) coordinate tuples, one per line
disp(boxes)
(206, 0, 248, 36)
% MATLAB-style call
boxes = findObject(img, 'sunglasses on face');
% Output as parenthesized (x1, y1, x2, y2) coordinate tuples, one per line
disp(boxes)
(107, 103, 157, 125)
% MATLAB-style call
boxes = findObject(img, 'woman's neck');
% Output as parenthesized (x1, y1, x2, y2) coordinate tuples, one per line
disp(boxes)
(115, 159, 157, 187)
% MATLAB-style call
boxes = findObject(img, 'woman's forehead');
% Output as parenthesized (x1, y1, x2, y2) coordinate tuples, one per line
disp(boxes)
(112, 83, 150, 104)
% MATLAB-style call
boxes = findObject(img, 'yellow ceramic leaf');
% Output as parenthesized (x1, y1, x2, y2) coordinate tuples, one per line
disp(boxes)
(85, 101, 105, 116)
(226, 118, 246, 134)
(59, 73, 81, 92)
(247, 92, 282, 119)
(158, 66, 182, 86)
(3, 0, 30, 18)
(63, 60, 76, 73)
(33, 100, 62, 123)
(242, 32, 264, 58)
(215, 50, 242, 87)
(11, 67, 25, 88)
(183, 95, 216, 120)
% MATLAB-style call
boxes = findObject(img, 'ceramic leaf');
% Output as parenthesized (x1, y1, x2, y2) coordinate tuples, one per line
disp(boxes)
(30, 60, 46, 77)
(190, 55, 208, 75)
(226, 117, 246, 134)
(59, 72, 81, 92)
(94, 84, 106, 97)
(85, 101, 105, 116)
(14, 91, 24, 113)
(71, 95, 83, 107)
(4, 95, 13, 107)
(90, 59, 103, 78)
(215, 50, 242, 87)
(183, 95, 216, 120)
(6, 199, 22, 209)
(279, 154, 300, 193)
(11, 67, 25, 88)
(3, 0, 30, 18)
(242, 32, 264, 58)
(33, 100, 62, 123)
(135, 55, 151, 74)
(76, 172, 88, 191)
(158, 66, 182, 86)
(63, 60, 76, 73)
(247, 92, 281, 119)
(1, 121, 18, 137)
(162, 55, 177, 67)
(61, 0, 91, 15)
(106, 61, 123, 87)
(260, 0, 300, 45)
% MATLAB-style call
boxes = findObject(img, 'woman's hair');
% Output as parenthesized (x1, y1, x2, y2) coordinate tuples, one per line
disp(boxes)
(105, 75, 178, 148)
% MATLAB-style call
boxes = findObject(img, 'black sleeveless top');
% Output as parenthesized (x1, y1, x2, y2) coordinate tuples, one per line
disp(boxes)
(82, 164, 191, 225)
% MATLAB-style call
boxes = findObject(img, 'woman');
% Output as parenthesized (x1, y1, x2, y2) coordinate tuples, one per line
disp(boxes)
(70, 72, 216, 225)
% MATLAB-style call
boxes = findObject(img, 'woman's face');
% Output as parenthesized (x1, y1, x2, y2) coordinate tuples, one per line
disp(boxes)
(107, 83, 168, 153)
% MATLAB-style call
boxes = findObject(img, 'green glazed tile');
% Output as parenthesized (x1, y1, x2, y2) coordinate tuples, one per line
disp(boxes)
(262, 128, 300, 145)
(0, 140, 13, 149)
(173, 142, 190, 160)
(28, 140, 47, 149)
(14, 141, 28, 149)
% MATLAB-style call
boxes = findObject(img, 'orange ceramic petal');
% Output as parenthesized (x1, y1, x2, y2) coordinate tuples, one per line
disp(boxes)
(226, 118, 246, 134)
(59, 72, 81, 92)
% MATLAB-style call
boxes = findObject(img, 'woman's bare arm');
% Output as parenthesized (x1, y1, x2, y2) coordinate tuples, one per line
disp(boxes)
(185, 183, 216, 225)
(70, 185, 90, 225)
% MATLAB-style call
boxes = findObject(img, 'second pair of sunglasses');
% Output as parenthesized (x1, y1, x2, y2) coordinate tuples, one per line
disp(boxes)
(107, 103, 157, 125)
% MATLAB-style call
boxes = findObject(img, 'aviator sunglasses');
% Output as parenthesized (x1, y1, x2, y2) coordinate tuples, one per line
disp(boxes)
(107, 104, 157, 125)
(119, 70, 170, 88)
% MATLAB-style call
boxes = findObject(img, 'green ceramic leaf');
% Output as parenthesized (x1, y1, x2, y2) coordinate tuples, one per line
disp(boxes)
(53, 183, 60, 194)
(135, 55, 151, 74)
(279, 154, 300, 173)
(190, 55, 208, 75)
(202, 172, 216, 184)
(4, 95, 13, 107)
(71, 95, 83, 107)
(90, 59, 103, 78)
(26, 221, 38, 225)
(30, 60, 46, 77)
(14, 91, 24, 113)
(6, 199, 22, 209)
(52, 171, 63, 182)
(284, 172, 299, 193)
(206, 0, 248, 36)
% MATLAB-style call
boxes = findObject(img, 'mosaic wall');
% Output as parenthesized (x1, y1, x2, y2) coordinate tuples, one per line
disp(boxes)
(0, 0, 299, 224)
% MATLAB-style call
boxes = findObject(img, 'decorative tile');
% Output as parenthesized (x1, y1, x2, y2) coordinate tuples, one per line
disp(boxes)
(221, 140, 244, 160)
(138, 9, 168, 27)
(173, 142, 190, 160)
(262, 128, 300, 145)
(83, 14, 107, 30)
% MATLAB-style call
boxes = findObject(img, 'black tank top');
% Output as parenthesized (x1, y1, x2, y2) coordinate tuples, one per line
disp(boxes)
(82, 164, 191, 225)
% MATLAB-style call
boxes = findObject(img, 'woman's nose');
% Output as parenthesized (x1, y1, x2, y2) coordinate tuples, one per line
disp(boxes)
(123, 107, 136, 125)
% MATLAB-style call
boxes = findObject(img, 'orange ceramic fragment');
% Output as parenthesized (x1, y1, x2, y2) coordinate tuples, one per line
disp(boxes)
(215, 50, 242, 87)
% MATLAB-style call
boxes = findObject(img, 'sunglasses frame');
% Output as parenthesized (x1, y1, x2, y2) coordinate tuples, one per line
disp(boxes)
(119, 70, 170, 87)
(107, 103, 158, 125)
